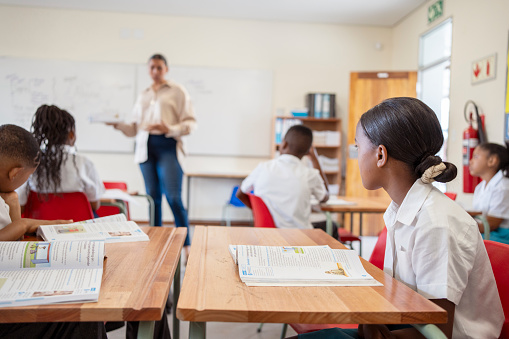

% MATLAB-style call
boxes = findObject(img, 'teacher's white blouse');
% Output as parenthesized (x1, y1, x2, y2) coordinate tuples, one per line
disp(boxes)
(131, 80, 197, 163)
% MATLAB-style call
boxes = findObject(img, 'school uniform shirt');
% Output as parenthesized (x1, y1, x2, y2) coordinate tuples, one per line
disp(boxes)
(383, 179, 503, 339)
(16, 145, 105, 206)
(240, 154, 327, 229)
(131, 80, 197, 164)
(473, 170, 509, 228)
(0, 196, 11, 229)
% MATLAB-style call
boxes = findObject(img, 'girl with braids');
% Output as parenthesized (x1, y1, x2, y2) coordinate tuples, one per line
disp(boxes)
(17, 105, 105, 213)
(469, 142, 509, 243)
(295, 97, 503, 339)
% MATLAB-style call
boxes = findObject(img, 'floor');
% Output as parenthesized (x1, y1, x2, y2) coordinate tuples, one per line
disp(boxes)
(107, 226, 378, 339)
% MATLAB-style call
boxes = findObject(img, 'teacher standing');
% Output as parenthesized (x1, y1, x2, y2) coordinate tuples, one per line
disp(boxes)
(111, 54, 196, 256)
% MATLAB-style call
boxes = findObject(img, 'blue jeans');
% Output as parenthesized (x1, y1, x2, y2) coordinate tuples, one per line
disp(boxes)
(139, 135, 190, 246)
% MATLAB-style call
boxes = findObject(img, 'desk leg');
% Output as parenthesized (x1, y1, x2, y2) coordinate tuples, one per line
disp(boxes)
(173, 257, 181, 339)
(189, 322, 206, 339)
(325, 211, 333, 236)
(186, 177, 191, 215)
(137, 321, 155, 339)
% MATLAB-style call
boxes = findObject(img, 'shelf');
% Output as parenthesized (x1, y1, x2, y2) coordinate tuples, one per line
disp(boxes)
(275, 116, 339, 122)
(275, 144, 340, 149)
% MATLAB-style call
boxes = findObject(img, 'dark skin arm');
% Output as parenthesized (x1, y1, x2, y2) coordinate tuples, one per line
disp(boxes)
(360, 299, 455, 339)
(236, 187, 251, 209)
(467, 211, 503, 232)
(90, 200, 101, 211)
(307, 146, 329, 203)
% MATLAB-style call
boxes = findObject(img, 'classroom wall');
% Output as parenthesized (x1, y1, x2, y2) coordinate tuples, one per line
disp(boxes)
(0, 5, 393, 222)
(392, 0, 509, 207)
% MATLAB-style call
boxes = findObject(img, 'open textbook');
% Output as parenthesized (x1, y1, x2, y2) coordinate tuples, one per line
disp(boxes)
(37, 214, 149, 243)
(0, 240, 104, 307)
(229, 245, 382, 287)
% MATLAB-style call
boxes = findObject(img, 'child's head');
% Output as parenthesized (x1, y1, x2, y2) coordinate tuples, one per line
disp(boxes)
(0, 124, 40, 193)
(357, 97, 457, 189)
(281, 125, 313, 158)
(470, 142, 509, 178)
(31, 105, 76, 192)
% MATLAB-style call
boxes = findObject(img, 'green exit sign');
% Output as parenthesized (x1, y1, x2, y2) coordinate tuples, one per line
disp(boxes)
(428, 0, 444, 24)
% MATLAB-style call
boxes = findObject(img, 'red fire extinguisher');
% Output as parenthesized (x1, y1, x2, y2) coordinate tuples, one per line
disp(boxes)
(463, 101, 486, 193)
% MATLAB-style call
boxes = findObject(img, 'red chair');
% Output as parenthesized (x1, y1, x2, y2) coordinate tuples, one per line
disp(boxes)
(444, 192, 457, 200)
(96, 181, 131, 220)
(24, 191, 94, 222)
(290, 227, 388, 334)
(484, 240, 509, 338)
(247, 193, 276, 228)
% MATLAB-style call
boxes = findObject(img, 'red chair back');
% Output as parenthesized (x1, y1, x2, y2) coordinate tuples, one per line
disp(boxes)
(247, 194, 276, 228)
(24, 191, 94, 222)
(444, 192, 457, 200)
(96, 181, 131, 220)
(369, 227, 387, 270)
(484, 240, 509, 338)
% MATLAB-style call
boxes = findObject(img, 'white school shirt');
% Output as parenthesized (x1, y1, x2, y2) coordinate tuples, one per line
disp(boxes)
(0, 196, 11, 229)
(383, 179, 503, 339)
(16, 145, 105, 206)
(240, 154, 327, 229)
(473, 170, 509, 228)
(131, 81, 197, 164)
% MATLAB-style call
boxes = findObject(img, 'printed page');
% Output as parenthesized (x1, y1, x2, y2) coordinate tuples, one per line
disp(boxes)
(0, 240, 104, 270)
(236, 245, 381, 286)
(79, 213, 127, 223)
(39, 221, 149, 243)
(0, 267, 102, 307)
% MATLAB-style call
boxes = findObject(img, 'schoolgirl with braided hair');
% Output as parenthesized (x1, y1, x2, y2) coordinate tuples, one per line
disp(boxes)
(17, 105, 105, 213)
(297, 97, 503, 339)
(469, 142, 509, 243)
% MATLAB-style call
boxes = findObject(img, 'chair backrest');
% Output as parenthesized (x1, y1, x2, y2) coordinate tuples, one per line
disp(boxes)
(369, 227, 387, 270)
(444, 192, 457, 201)
(97, 181, 131, 220)
(247, 193, 276, 228)
(484, 240, 509, 338)
(229, 186, 246, 207)
(24, 191, 94, 222)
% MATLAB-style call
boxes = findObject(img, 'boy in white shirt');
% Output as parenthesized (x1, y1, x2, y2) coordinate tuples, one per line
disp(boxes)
(237, 125, 330, 229)
(0, 124, 106, 338)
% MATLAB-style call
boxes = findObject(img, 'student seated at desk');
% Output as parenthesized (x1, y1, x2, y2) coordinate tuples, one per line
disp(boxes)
(237, 125, 338, 237)
(295, 98, 503, 339)
(0, 124, 107, 338)
(469, 142, 509, 244)
(16, 105, 105, 214)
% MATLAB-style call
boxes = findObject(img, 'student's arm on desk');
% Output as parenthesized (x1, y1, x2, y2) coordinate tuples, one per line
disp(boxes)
(0, 219, 72, 241)
(467, 211, 503, 233)
(307, 146, 329, 203)
(360, 299, 454, 339)
(108, 122, 137, 137)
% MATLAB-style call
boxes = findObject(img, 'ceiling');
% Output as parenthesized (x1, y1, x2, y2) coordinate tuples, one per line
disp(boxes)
(0, 0, 427, 27)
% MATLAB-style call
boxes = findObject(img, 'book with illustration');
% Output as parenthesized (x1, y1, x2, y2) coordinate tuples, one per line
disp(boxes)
(0, 240, 104, 307)
(37, 214, 149, 243)
(229, 245, 382, 287)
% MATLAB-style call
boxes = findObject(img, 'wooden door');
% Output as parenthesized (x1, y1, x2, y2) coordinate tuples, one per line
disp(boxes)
(345, 71, 417, 236)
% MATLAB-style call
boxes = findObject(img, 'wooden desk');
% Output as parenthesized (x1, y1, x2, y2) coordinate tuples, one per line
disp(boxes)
(321, 196, 390, 254)
(1, 227, 186, 339)
(177, 226, 447, 339)
(185, 172, 248, 215)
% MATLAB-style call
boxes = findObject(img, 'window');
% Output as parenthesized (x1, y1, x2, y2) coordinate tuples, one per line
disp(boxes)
(418, 18, 452, 191)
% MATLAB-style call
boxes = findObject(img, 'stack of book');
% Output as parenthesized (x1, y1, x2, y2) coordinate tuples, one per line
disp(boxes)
(229, 244, 381, 287)
(312, 131, 341, 146)
(318, 155, 340, 172)
(307, 93, 336, 118)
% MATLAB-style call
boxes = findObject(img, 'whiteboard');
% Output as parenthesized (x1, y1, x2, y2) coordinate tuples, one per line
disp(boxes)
(0, 57, 136, 152)
(136, 65, 273, 157)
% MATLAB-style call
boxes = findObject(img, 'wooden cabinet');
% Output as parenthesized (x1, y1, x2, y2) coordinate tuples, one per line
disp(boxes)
(271, 116, 342, 190)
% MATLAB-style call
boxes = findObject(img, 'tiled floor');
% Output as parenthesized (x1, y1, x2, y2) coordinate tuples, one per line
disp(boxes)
(107, 228, 378, 339)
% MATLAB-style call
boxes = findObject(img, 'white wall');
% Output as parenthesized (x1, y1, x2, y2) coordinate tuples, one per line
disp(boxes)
(392, 0, 509, 207)
(0, 5, 392, 222)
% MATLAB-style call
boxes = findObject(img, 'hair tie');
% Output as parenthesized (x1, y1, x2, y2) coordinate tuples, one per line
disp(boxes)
(421, 163, 446, 184)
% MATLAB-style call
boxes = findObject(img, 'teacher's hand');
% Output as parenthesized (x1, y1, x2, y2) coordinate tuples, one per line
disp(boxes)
(145, 123, 170, 134)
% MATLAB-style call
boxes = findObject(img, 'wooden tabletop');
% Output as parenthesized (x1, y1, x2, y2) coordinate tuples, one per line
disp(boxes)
(177, 226, 447, 325)
(320, 196, 391, 213)
(0, 226, 186, 323)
